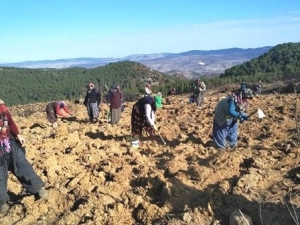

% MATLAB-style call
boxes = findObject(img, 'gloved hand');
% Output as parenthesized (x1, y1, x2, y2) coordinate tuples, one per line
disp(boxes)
(152, 125, 158, 131)
(239, 113, 249, 123)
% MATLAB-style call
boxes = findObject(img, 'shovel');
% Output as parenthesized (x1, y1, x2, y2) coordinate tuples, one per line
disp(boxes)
(152, 123, 166, 145)
(156, 130, 166, 145)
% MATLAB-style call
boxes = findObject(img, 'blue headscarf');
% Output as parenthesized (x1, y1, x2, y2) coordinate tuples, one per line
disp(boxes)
(145, 95, 154, 104)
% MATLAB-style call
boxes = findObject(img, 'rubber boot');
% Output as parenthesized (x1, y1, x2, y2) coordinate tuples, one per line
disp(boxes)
(38, 187, 48, 199)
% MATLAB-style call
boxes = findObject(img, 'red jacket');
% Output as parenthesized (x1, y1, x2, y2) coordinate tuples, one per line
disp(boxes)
(55, 101, 71, 117)
(0, 104, 20, 139)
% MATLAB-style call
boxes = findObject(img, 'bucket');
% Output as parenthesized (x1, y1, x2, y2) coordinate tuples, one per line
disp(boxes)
(131, 140, 140, 148)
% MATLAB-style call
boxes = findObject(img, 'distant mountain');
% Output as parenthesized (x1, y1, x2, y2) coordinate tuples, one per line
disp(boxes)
(0, 46, 272, 78)
(1, 57, 118, 69)
(135, 47, 273, 78)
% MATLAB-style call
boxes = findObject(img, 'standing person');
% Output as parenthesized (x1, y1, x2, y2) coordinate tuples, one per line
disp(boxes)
(83, 82, 101, 123)
(131, 95, 158, 143)
(251, 84, 261, 96)
(154, 92, 163, 109)
(145, 83, 152, 96)
(240, 81, 247, 91)
(192, 79, 206, 108)
(166, 88, 176, 104)
(46, 101, 72, 128)
(0, 99, 47, 213)
(167, 88, 176, 97)
(107, 84, 122, 125)
(212, 88, 253, 150)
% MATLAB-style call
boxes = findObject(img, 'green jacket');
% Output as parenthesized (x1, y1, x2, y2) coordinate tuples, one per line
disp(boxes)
(155, 95, 163, 108)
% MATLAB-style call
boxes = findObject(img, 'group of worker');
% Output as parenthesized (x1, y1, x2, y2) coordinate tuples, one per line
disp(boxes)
(131, 80, 255, 151)
(0, 79, 255, 213)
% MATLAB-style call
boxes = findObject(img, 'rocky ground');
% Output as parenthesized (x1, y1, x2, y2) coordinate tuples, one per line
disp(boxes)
(1, 89, 300, 225)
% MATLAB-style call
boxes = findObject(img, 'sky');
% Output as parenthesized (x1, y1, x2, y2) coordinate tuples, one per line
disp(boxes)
(0, 0, 300, 63)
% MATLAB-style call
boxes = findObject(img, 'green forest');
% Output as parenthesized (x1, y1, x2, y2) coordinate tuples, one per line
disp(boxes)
(0, 42, 299, 106)
(0, 61, 198, 106)
(221, 42, 300, 83)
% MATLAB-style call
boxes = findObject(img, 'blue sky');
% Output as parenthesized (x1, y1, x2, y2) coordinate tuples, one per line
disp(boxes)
(0, 0, 299, 63)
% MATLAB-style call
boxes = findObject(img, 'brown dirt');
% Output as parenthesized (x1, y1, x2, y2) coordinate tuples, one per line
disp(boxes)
(1, 91, 300, 225)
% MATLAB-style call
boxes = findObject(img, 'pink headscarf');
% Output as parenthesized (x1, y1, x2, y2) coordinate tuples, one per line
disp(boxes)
(231, 91, 248, 110)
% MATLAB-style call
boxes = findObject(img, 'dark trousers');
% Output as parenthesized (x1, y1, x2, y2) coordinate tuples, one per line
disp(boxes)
(0, 140, 45, 205)
(46, 104, 57, 123)
(86, 102, 99, 120)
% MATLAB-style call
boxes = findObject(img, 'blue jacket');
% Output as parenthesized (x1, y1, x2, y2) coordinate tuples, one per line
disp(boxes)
(214, 97, 241, 126)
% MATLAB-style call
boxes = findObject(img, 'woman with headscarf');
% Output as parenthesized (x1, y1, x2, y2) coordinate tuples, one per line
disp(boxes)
(83, 82, 101, 123)
(144, 83, 152, 96)
(166, 88, 176, 104)
(107, 84, 122, 125)
(212, 88, 253, 150)
(131, 95, 158, 143)
(0, 99, 47, 213)
(167, 88, 176, 97)
(193, 79, 206, 109)
(45, 101, 72, 128)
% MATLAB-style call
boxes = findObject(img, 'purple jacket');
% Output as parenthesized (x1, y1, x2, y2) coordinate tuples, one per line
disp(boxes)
(107, 88, 122, 109)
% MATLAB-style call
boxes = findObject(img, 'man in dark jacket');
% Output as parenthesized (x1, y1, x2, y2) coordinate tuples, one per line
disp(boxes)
(83, 83, 101, 122)
(107, 84, 122, 125)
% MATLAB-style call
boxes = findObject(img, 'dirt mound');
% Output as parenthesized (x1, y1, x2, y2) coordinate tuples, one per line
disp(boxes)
(1, 91, 300, 225)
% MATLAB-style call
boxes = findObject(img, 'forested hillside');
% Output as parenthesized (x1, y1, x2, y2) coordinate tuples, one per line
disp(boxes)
(0, 61, 194, 106)
(221, 42, 300, 83)
(1, 43, 299, 106)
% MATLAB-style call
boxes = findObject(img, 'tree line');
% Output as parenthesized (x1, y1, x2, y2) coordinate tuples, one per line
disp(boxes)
(221, 42, 300, 82)
(1, 42, 299, 106)
(0, 61, 197, 106)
